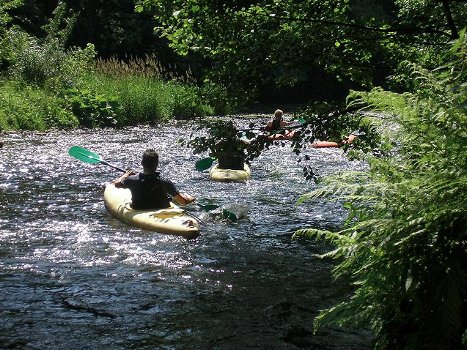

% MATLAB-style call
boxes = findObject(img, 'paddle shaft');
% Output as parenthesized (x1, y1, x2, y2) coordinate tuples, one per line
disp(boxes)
(101, 160, 126, 173)
(69, 146, 127, 172)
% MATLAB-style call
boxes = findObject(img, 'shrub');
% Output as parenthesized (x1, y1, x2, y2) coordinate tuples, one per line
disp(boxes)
(170, 82, 213, 119)
(0, 81, 78, 131)
(0, 27, 30, 71)
(200, 80, 234, 115)
(63, 86, 117, 128)
(6, 30, 96, 90)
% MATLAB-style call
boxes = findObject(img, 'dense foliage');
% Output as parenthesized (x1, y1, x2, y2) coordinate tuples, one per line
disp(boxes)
(0, 27, 210, 130)
(7, 0, 167, 59)
(0, 0, 215, 131)
(294, 32, 467, 349)
(136, 0, 466, 104)
(187, 119, 269, 167)
(0, 79, 78, 130)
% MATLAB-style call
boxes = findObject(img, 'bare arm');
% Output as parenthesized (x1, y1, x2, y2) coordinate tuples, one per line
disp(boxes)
(173, 192, 196, 206)
(112, 169, 136, 187)
(341, 134, 357, 145)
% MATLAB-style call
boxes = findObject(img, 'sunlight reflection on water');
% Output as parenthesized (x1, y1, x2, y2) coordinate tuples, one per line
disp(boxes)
(0, 122, 371, 349)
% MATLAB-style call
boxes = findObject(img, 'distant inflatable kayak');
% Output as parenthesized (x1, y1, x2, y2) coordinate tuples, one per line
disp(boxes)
(312, 141, 341, 148)
(209, 164, 251, 182)
(103, 184, 200, 239)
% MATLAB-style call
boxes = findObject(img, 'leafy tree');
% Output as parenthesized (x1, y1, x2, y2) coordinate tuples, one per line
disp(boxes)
(136, 0, 466, 103)
(6, 0, 57, 38)
(62, 0, 162, 58)
(294, 30, 467, 349)
(0, 0, 23, 31)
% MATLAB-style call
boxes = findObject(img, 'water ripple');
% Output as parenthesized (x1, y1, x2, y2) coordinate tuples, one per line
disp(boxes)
(0, 122, 371, 349)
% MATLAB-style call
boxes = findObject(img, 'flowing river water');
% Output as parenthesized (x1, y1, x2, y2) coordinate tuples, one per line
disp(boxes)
(0, 120, 372, 349)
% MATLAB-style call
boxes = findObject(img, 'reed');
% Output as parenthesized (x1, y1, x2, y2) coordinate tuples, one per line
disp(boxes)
(83, 66, 210, 124)
(1, 32, 213, 130)
(94, 54, 195, 83)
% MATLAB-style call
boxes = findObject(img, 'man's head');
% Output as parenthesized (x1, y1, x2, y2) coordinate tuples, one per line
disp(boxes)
(141, 148, 159, 171)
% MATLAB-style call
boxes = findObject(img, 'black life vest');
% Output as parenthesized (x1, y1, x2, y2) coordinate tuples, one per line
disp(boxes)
(131, 173, 170, 210)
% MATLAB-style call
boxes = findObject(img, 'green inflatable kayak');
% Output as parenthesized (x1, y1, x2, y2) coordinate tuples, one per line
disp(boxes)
(209, 164, 251, 182)
(103, 183, 200, 239)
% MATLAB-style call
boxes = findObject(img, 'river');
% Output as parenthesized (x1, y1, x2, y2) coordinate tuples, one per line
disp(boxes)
(0, 120, 372, 349)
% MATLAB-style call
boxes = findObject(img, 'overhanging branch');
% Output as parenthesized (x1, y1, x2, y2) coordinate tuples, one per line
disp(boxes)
(243, 9, 453, 39)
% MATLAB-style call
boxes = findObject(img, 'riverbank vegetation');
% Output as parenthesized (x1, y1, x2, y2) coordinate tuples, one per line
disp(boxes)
(1, 0, 466, 348)
(0, 1, 216, 131)
(295, 32, 466, 349)
(0, 32, 213, 131)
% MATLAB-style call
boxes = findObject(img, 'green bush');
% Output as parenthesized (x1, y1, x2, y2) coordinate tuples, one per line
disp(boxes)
(0, 80, 78, 131)
(170, 83, 213, 119)
(1, 41, 213, 130)
(0, 27, 30, 70)
(63, 86, 117, 128)
(200, 80, 234, 115)
(5, 29, 96, 90)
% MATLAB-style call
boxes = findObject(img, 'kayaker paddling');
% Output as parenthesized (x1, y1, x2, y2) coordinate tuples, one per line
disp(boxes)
(265, 109, 295, 140)
(68, 146, 203, 237)
(112, 148, 195, 210)
(212, 121, 248, 170)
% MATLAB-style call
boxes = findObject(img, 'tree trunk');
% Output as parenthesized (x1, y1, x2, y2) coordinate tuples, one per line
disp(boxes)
(441, 0, 459, 39)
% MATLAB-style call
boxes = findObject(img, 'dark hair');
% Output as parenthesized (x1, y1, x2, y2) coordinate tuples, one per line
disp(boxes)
(141, 149, 159, 169)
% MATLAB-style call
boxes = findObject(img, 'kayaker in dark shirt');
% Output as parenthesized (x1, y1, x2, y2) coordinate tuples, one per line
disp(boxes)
(217, 151, 245, 170)
(211, 120, 248, 170)
(112, 149, 195, 210)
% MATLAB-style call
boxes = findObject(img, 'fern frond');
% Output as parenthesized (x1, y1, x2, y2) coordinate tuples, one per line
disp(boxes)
(292, 228, 353, 246)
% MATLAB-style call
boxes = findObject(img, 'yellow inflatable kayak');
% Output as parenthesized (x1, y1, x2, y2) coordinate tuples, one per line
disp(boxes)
(209, 164, 251, 182)
(103, 184, 200, 239)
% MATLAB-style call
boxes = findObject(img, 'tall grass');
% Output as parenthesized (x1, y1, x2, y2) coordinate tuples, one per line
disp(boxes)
(94, 54, 195, 83)
(86, 55, 212, 124)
